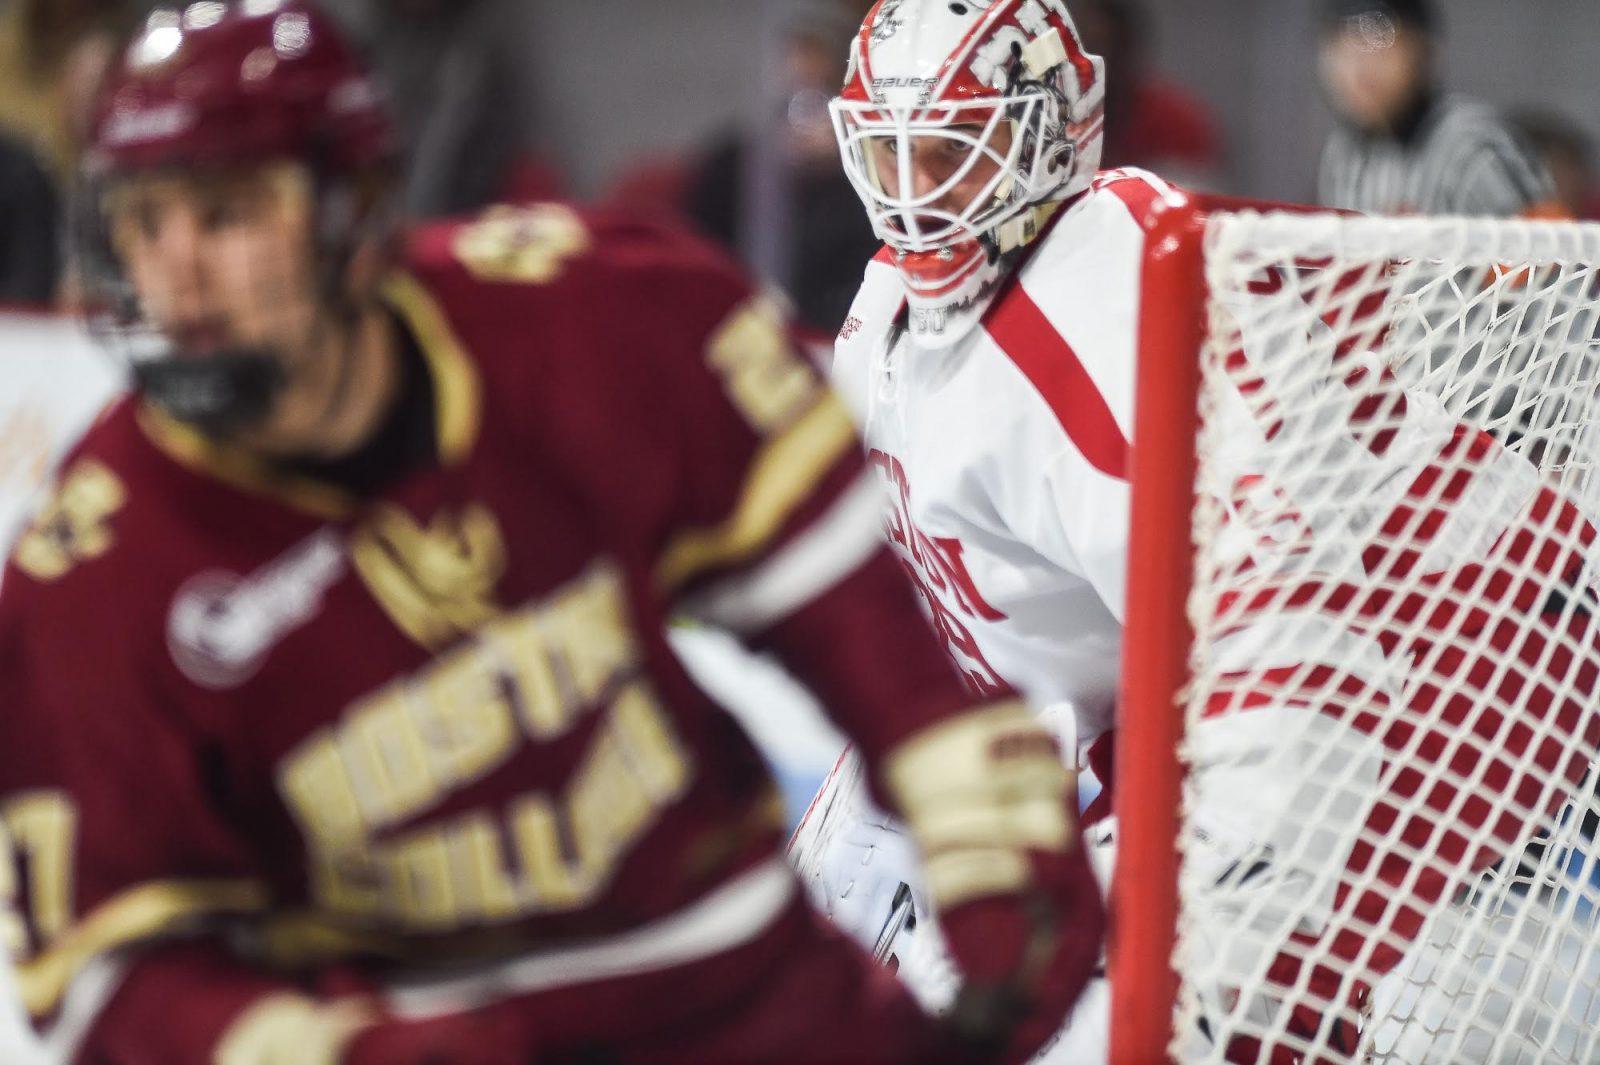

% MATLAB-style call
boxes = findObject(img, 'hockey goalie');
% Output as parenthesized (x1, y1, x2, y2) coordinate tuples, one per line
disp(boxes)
(792, 2, 1600, 1059)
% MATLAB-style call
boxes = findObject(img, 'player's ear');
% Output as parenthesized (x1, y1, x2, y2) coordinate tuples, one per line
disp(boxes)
(340, 170, 401, 302)
(344, 234, 388, 302)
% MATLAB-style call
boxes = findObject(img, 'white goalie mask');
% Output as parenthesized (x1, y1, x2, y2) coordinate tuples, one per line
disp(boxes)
(833, 0, 1105, 345)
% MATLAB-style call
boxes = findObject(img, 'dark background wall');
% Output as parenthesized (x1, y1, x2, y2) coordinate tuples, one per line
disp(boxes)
(320, 0, 1600, 202)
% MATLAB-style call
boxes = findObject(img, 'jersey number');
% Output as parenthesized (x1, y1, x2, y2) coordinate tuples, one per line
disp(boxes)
(0, 794, 75, 957)
(707, 297, 821, 434)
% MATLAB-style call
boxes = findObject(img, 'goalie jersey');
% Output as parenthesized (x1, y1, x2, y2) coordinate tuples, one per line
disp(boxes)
(830, 169, 1172, 747)
(832, 165, 1599, 750)
(0, 207, 995, 1059)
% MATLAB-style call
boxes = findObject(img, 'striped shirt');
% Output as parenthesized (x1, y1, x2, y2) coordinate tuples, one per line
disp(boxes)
(1319, 93, 1554, 217)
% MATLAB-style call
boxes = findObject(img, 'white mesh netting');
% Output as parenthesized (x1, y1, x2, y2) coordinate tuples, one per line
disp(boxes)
(1171, 213, 1600, 1064)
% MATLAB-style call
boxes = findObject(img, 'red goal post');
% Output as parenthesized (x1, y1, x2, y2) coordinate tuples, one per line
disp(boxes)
(1112, 185, 1205, 1065)
(1112, 194, 1600, 1063)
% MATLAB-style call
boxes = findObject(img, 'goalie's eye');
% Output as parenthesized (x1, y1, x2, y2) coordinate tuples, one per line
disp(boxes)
(929, 136, 975, 163)
(868, 129, 988, 169)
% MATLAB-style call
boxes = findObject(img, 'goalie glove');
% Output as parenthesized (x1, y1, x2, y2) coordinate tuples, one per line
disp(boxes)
(789, 751, 927, 948)
(881, 701, 1104, 1062)
(788, 749, 963, 1012)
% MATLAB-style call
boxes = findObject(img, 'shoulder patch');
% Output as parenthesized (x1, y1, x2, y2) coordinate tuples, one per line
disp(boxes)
(450, 204, 591, 286)
(12, 460, 127, 582)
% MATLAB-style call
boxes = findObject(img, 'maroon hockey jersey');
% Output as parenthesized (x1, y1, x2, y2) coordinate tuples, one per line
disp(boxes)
(0, 206, 999, 1059)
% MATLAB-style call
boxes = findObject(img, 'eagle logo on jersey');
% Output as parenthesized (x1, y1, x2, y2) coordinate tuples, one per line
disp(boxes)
(12, 460, 127, 582)
(350, 503, 508, 650)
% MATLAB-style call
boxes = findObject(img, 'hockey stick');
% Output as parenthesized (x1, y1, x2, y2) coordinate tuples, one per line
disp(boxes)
(873, 882, 916, 964)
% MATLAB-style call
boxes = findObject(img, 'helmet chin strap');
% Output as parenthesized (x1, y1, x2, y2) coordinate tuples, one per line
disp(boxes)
(294, 167, 402, 455)
(133, 348, 286, 438)
(132, 301, 350, 446)
(995, 199, 1062, 256)
(134, 295, 363, 448)
(901, 198, 1065, 347)
(300, 307, 379, 457)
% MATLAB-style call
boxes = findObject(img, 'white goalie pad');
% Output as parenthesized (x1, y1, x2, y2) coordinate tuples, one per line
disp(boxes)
(787, 742, 1120, 1062)
(786, 748, 959, 1013)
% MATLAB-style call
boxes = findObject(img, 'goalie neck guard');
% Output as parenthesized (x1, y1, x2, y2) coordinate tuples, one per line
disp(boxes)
(832, 0, 1105, 346)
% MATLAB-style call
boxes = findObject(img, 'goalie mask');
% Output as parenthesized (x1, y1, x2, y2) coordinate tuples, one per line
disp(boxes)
(80, 0, 396, 438)
(833, 0, 1105, 345)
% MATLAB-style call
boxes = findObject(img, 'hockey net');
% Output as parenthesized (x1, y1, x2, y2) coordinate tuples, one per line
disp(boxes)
(1113, 206, 1600, 1064)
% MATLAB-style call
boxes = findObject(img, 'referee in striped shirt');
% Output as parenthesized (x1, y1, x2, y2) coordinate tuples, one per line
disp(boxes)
(1317, 0, 1559, 218)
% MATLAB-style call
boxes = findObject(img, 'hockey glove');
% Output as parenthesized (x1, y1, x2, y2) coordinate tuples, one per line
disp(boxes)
(882, 701, 1104, 1062)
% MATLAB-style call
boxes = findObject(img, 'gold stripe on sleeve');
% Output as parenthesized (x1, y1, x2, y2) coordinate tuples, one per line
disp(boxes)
(17, 879, 270, 1018)
(654, 393, 856, 595)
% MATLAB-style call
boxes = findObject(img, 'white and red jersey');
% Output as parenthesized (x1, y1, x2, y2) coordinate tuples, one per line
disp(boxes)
(831, 169, 1178, 747)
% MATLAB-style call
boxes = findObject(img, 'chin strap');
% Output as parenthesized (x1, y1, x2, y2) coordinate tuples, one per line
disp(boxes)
(133, 350, 287, 439)
(995, 199, 1064, 257)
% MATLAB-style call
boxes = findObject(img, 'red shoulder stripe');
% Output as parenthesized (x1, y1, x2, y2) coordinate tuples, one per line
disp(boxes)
(1093, 171, 1177, 232)
(983, 286, 1129, 481)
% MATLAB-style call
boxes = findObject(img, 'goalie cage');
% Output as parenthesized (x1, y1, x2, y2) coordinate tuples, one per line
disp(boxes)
(1111, 199, 1600, 1065)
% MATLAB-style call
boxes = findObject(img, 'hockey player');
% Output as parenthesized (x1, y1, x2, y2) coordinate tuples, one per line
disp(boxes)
(800, 0, 1600, 1061)
(801, 4, 1152, 1010)
(0, 3, 1105, 1062)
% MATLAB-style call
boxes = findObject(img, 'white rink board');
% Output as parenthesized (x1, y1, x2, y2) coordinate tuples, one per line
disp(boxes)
(0, 314, 124, 564)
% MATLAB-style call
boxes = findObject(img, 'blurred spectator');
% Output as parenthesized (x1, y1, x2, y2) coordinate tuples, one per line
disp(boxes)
(0, 0, 138, 308)
(366, 0, 561, 218)
(1514, 110, 1600, 222)
(1073, 0, 1223, 188)
(0, 132, 58, 304)
(0, 0, 140, 180)
(1317, 0, 1557, 218)
(610, 2, 877, 337)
